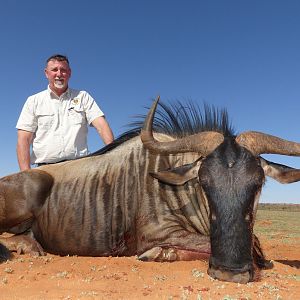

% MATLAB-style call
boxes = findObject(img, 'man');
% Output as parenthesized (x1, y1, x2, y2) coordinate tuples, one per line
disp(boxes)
(16, 54, 114, 171)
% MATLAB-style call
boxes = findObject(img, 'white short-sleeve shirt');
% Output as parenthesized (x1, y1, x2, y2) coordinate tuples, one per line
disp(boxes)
(16, 87, 104, 164)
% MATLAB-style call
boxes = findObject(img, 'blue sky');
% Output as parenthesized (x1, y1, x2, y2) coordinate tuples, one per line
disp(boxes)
(1, 0, 300, 203)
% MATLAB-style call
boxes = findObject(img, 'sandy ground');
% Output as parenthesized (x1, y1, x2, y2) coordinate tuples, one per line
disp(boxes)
(0, 220, 299, 299)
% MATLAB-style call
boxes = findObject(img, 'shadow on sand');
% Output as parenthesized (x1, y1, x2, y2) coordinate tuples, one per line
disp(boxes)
(275, 260, 300, 269)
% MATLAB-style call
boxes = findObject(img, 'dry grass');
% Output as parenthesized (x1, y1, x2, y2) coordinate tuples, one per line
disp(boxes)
(255, 207, 300, 243)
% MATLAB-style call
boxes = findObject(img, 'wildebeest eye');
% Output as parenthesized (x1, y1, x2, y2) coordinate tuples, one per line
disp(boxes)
(245, 213, 251, 221)
(211, 212, 217, 221)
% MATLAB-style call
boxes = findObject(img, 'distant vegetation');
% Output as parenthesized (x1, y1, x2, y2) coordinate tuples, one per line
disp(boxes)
(255, 205, 300, 241)
(258, 203, 300, 212)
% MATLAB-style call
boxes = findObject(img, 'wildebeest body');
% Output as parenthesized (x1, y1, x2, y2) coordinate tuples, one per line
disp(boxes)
(29, 135, 210, 257)
(1, 98, 300, 284)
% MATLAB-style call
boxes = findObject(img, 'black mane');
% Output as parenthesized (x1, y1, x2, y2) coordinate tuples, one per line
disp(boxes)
(90, 100, 235, 157)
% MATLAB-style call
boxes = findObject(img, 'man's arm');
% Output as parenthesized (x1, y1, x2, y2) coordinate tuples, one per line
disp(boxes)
(17, 130, 34, 171)
(91, 116, 114, 145)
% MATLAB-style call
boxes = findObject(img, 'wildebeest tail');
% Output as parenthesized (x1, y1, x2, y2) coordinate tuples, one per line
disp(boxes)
(0, 243, 11, 263)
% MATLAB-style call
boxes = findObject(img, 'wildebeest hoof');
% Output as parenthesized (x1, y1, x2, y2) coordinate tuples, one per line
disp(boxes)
(138, 247, 163, 261)
(138, 247, 177, 262)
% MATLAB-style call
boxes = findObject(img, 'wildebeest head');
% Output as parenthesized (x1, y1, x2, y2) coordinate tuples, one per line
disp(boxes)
(141, 97, 300, 283)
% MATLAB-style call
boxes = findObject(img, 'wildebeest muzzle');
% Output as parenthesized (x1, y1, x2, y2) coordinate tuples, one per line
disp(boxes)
(208, 257, 254, 283)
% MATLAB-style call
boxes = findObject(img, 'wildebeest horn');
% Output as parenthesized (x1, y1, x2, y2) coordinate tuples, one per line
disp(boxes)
(140, 97, 224, 156)
(236, 131, 300, 156)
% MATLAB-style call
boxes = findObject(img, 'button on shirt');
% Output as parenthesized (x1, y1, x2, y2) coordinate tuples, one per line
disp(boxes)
(16, 87, 104, 164)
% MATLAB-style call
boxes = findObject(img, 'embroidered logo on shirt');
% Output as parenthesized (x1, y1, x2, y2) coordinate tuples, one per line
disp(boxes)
(71, 98, 80, 105)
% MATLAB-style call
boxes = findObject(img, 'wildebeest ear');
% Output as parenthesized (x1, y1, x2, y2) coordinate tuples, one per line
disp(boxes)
(260, 157, 300, 184)
(150, 159, 202, 186)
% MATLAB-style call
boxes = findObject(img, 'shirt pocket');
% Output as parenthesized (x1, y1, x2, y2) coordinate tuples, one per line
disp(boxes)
(68, 108, 86, 125)
(36, 112, 54, 129)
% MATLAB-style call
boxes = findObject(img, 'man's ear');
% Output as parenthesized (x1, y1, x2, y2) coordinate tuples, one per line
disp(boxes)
(150, 158, 202, 186)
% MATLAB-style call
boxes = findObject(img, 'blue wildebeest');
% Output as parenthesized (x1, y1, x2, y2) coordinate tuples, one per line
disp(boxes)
(0, 98, 300, 283)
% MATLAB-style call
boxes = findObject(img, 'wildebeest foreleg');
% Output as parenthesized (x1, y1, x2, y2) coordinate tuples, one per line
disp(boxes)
(139, 246, 210, 262)
(137, 229, 211, 262)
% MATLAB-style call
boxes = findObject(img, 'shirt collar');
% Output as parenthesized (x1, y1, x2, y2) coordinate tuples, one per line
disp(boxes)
(47, 85, 70, 99)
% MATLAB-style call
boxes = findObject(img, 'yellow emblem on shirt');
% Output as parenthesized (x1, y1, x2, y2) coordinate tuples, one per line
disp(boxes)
(71, 98, 80, 105)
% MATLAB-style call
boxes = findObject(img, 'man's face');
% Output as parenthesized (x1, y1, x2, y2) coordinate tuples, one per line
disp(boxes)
(45, 59, 71, 95)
